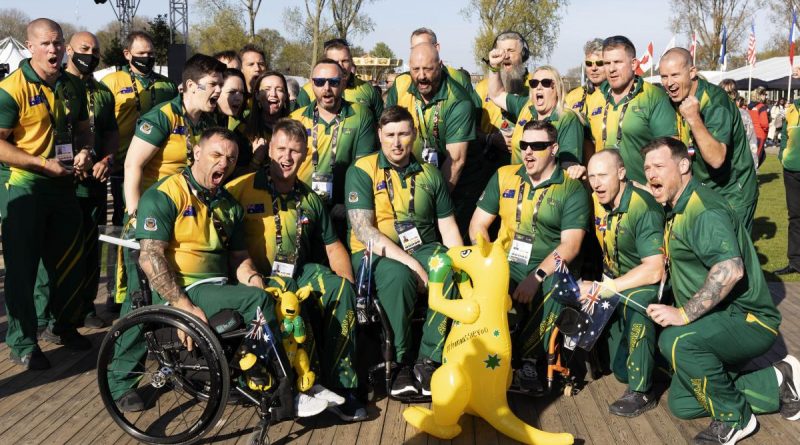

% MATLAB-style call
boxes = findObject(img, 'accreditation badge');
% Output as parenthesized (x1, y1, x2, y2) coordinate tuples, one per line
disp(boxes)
(507, 233, 533, 265)
(311, 172, 334, 201)
(394, 220, 422, 253)
(55, 143, 74, 164)
(271, 254, 296, 279)
(421, 145, 439, 167)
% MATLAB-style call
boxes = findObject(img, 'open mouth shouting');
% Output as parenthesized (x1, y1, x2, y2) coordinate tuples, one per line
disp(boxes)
(210, 169, 226, 188)
(648, 180, 665, 201)
(665, 83, 682, 101)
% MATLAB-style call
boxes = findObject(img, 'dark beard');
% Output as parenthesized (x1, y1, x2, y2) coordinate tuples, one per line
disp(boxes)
(501, 64, 527, 95)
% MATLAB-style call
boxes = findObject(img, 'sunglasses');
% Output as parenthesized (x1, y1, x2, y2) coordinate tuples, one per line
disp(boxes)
(528, 78, 554, 89)
(519, 140, 554, 152)
(585, 60, 605, 67)
(311, 77, 342, 87)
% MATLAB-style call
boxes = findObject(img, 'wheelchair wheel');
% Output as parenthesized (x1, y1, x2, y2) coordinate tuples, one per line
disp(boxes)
(97, 305, 230, 445)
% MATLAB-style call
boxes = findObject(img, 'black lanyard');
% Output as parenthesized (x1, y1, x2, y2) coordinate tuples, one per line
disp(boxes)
(182, 170, 230, 248)
(601, 212, 623, 277)
(414, 99, 441, 148)
(129, 70, 154, 112)
(384, 168, 416, 220)
(266, 174, 305, 258)
(311, 107, 342, 173)
(181, 101, 197, 161)
(515, 180, 549, 239)
(86, 79, 96, 138)
(601, 81, 639, 148)
(38, 84, 72, 146)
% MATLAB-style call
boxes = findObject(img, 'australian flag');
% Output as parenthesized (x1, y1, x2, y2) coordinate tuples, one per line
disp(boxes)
(550, 252, 582, 306)
(246, 306, 288, 377)
(576, 281, 620, 351)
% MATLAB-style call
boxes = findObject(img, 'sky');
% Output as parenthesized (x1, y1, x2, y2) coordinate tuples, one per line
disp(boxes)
(3, 0, 781, 73)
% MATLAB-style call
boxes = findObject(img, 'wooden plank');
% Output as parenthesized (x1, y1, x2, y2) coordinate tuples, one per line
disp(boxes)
(379, 397, 408, 444)
(353, 395, 388, 444)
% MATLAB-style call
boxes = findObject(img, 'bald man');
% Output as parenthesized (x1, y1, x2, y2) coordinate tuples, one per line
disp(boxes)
(0, 18, 94, 370)
(585, 150, 665, 416)
(33, 31, 119, 331)
(659, 47, 758, 232)
(385, 42, 479, 238)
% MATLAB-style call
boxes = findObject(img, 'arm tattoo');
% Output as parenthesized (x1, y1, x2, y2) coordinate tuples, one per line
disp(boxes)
(348, 209, 382, 247)
(139, 239, 185, 304)
(682, 257, 744, 322)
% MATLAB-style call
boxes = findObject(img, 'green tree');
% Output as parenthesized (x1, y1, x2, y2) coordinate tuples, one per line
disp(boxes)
(96, 17, 150, 68)
(0, 8, 29, 43)
(148, 14, 173, 64)
(462, 0, 568, 70)
(282, 1, 337, 73)
(371, 41, 394, 59)
(101, 36, 127, 68)
(273, 40, 314, 75)
(254, 28, 286, 68)
(763, 0, 799, 61)
(190, 5, 249, 55)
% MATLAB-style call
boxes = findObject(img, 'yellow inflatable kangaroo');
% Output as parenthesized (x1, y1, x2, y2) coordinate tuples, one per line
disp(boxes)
(403, 235, 574, 445)
(266, 285, 316, 392)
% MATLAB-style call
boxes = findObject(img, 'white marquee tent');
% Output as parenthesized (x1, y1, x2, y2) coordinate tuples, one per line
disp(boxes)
(0, 36, 30, 71)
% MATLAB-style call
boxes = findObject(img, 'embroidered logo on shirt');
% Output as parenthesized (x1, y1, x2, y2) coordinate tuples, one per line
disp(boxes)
(348, 192, 359, 203)
(139, 122, 153, 135)
(247, 203, 265, 214)
(172, 125, 187, 135)
(502, 189, 515, 198)
(143, 217, 158, 231)
(29, 95, 44, 106)
(183, 205, 196, 217)
(376, 181, 387, 191)
(120, 86, 134, 94)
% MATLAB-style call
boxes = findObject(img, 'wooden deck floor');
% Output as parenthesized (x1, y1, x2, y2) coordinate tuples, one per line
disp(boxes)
(0, 251, 799, 444)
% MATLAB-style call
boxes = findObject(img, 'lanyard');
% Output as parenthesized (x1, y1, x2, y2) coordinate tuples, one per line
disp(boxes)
(384, 168, 416, 220)
(601, 81, 638, 148)
(181, 169, 230, 248)
(311, 107, 342, 173)
(663, 214, 675, 270)
(515, 180, 549, 239)
(414, 99, 441, 148)
(38, 84, 73, 151)
(266, 174, 305, 258)
(86, 79, 96, 138)
(676, 114, 695, 148)
(129, 70, 154, 112)
(181, 101, 197, 161)
(601, 212, 623, 277)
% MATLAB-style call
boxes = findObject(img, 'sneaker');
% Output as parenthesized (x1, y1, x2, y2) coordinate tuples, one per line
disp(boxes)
(84, 313, 105, 329)
(692, 415, 757, 445)
(41, 327, 92, 350)
(510, 359, 544, 395)
(413, 358, 438, 396)
(307, 384, 345, 407)
(774, 354, 800, 420)
(294, 392, 327, 418)
(608, 388, 657, 417)
(9, 348, 51, 370)
(391, 366, 418, 397)
(115, 389, 145, 413)
(327, 390, 368, 422)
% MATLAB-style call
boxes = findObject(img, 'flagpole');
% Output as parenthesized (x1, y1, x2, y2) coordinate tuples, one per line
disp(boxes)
(597, 282, 649, 314)
(748, 63, 753, 102)
(789, 66, 794, 102)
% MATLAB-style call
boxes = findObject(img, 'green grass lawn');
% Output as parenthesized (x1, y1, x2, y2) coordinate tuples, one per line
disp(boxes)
(753, 152, 799, 282)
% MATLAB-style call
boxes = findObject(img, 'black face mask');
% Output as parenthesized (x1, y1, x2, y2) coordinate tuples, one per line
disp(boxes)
(72, 53, 99, 75)
(131, 56, 156, 75)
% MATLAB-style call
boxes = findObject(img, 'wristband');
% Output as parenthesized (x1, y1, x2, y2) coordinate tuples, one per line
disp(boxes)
(39, 156, 47, 170)
(679, 307, 690, 324)
(487, 65, 500, 73)
(247, 272, 262, 285)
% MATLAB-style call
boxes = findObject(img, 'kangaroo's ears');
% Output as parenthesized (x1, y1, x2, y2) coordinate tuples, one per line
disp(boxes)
(295, 284, 314, 302)
(264, 287, 282, 301)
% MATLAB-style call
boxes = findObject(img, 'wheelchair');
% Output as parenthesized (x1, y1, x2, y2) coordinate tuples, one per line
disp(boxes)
(96, 231, 289, 445)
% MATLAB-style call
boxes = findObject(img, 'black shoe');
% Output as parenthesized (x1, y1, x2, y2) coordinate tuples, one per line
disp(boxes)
(391, 366, 418, 397)
(608, 388, 657, 417)
(9, 348, 51, 370)
(327, 390, 368, 422)
(41, 327, 92, 350)
(509, 359, 544, 396)
(105, 296, 121, 313)
(774, 355, 800, 420)
(774, 265, 800, 276)
(84, 313, 105, 329)
(115, 389, 145, 413)
(692, 416, 757, 445)
(413, 358, 438, 396)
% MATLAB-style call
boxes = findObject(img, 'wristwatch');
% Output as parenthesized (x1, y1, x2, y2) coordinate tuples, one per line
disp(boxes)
(534, 268, 547, 282)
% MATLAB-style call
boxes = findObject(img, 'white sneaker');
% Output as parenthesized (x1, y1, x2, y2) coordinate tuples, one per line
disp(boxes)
(307, 384, 345, 407)
(294, 392, 327, 418)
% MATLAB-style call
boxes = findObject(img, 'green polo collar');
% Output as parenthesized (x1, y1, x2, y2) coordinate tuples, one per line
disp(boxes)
(604, 181, 633, 214)
(600, 76, 644, 107)
(406, 67, 452, 105)
(376, 150, 423, 177)
(525, 105, 560, 123)
(300, 99, 356, 124)
(515, 162, 564, 189)
(667, 177, 699, 217)
(20, 58, 69, 87)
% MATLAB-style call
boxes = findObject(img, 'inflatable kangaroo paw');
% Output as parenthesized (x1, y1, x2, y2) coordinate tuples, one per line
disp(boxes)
(403, 406, 461, 440)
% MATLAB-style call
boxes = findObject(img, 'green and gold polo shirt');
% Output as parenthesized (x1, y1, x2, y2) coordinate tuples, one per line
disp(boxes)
(780, 99, 800, 172)
(387, 65, 481, 109)
(585, 77, 677, 184)
(565, 84, 602, 121)
(505, 94, 584, 165)
(226, 169, 338, 274)
(296, 75, 384, 120)
(135, 168, 245, 286)
(474, 76, 529, 135)
(592, 184, 664, 278)
(477, 164, 590, 267)
(0, 59, 88, 190)
(215, 110, 254, 177)
(101, 66, 178, 173)
(134, 95, 216, 192)
(384, 69, 476, 165)
(665, 178, 780, 330)
(76, 76, 118, 198)
(675, 78, 758, 210)
(289, 100, 377, 204)
(344, 151, 454, 253)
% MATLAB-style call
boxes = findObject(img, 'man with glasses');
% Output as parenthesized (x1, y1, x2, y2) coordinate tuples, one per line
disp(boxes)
(585, 35, 676, 186)
(585, 150, 664, 417)
(659, 48, 758, 232)
(345, 106, 464, 398)
(566, 38, 607, 120)
(289, 59, 377, 236)
(296, 39, 383, 120)
(469, 120, 589, 395)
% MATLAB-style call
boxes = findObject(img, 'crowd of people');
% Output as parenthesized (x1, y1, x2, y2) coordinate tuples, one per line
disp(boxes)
(2, 16, 800, 445)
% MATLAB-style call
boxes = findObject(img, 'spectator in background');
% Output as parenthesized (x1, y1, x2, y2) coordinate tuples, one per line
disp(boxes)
(286, 76, 300, 111)
(238, 44, 267, 94)
(213, 50, 241, 70)
(246, 71, 292, 170)
(720, 79, 759, 169)
(748, 86, 769, 166)
(770, 97, 786, 146)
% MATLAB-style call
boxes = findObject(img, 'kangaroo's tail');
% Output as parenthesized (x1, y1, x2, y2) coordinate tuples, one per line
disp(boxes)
(485, 405, 574, 445)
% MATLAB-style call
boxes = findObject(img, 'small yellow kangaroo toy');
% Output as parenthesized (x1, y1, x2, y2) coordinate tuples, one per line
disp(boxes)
(402, 235, 574, 445)
(265, 285, 315, 392)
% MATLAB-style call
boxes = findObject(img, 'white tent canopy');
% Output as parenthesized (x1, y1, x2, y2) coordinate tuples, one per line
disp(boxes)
(644, 57, 795, 85)
(0, 36, 30, 71)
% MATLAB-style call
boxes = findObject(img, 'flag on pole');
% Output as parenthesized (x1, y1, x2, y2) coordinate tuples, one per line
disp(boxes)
(791, 11, 799, 67)
(746, 21, 757, 66)
(719, 25, 728, 71)
(689, 30, 698, 64)
(635, 41, 654, 76)
(661, 34, 677, 56)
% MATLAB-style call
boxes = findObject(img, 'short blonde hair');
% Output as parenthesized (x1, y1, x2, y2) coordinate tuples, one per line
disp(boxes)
(532, 65, 566, 117)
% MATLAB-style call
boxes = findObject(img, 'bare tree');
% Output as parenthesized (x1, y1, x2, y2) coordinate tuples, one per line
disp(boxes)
(0, 8, 30, 42)
(307, 0, 328, 67)
(196, 0, 262, 41)
(330, 0, 374, 40)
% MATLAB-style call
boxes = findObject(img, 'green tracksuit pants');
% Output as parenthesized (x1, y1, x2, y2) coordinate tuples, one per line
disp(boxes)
(657, 308, 780, 428)
(107, 282, 278, 400)
(350, 242, 455, 364)
(0, 182, 86, 356)
(605, 285, 658, 393)
(509, 262, 563, 362)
